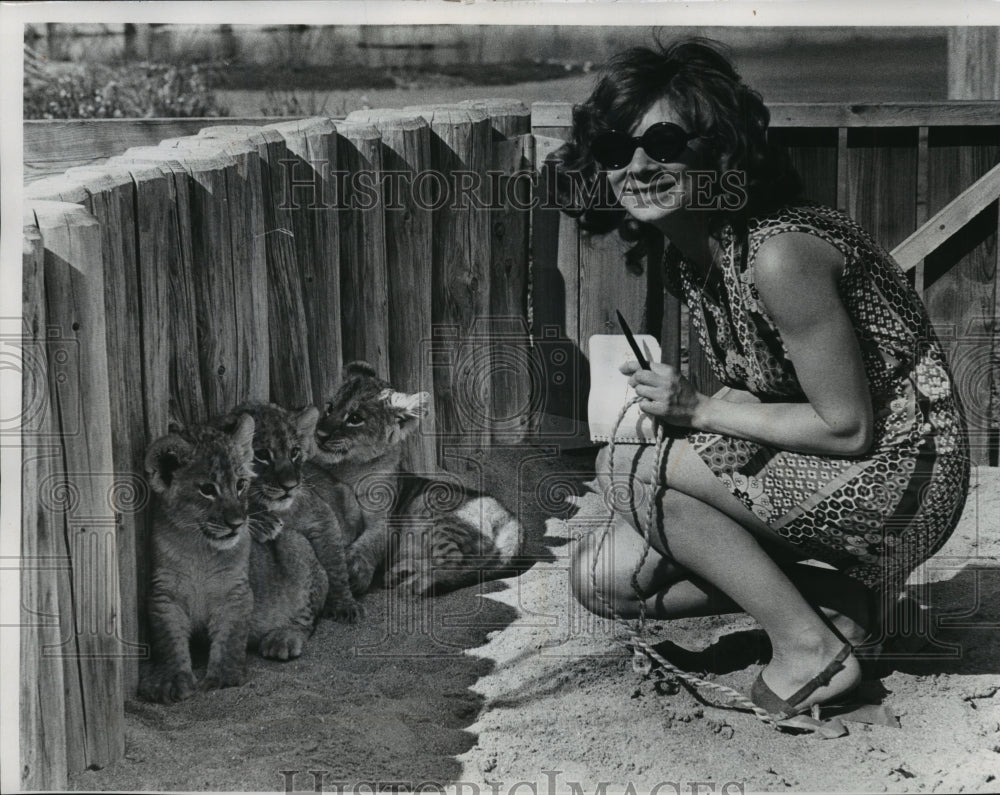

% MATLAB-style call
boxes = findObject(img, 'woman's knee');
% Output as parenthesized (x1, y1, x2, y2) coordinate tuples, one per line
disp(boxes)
(570, 530, 631, 618)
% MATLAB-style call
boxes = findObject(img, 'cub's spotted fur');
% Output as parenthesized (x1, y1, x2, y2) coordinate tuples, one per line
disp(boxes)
(140, 413, 334, 704)
(220, 403, 362, 623)
(140, 417, 257, 703)
(307, 362, 523, 596)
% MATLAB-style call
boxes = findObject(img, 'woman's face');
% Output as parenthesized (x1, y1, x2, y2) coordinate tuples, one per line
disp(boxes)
(603, 97, 704, 228)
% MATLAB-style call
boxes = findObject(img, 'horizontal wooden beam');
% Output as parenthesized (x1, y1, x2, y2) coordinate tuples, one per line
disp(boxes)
(531, 101, 1000, 130)
(891, 160, 1000, 271)
(23, 117, 288, 182)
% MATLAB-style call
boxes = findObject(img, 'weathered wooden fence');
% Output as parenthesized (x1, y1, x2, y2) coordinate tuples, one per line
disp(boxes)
(19, 99, 1000, 788)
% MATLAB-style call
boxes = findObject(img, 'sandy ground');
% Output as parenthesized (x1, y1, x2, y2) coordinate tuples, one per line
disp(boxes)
(68, 443, 1000, 794)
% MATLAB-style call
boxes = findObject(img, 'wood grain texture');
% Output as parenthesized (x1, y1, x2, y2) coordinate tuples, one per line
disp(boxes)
(168, 134, 270, 405)
(487, 131, 533, 442)
(346, 110, 438, 471)
(265, 118, 343, 407)
(198, 126, 314, 409)
(24, 117, 281, 182)
(31, 200, 125, 773)
(110, 150, 206, 429)
(846, 127, 919, 251)
(892, 161, 1000, 271)
(404, 107, 492, 451)
(530, 101, 1000, 132)
(60, 166, 149, 695)
(770, 127, 840, 209)
(335, 122, 390, 382)
(459, 98, 531, 140)
(947, 27, 1000, 100)
(20, 215, 69, 791)
(530, 134, 584, 440)
(924, 128, 1000, 465)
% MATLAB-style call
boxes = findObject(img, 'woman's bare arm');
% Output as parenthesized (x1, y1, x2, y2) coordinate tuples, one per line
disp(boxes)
(628, 232, 874, 456)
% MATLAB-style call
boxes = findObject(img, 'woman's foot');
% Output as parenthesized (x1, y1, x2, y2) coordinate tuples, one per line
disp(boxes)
(753, 637, 862, 718)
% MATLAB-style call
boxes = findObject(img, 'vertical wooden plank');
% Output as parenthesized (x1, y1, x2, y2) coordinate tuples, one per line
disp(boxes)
(169, 133, 270, 405)
(914, 127, 930, 296)
(924, 126, 1000, 465)
(530, 128, 584, 440)
(836, 128, 849, 212)
(62, 166, 150, 695)
(31, 200, 124, 773)
(346, 110, 437, 471)
(486, 130, 533, 442)
(770, 127, 839, 208)
(402, 107, 493, 452)
(20, 214, 69, 791)
(458, 101, 534, 442)
(264, 118, 343, 407)
(846, 127, 919, 251)
(336, 121, 391, 381)
(116, 146, 242, 417)
(198, 126, 312, 409)
(109, 152, 206, 430)
(947, 27, 1000, 99)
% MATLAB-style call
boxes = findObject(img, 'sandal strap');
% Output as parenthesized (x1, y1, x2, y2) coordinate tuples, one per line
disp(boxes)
(782, 642, 852, 708)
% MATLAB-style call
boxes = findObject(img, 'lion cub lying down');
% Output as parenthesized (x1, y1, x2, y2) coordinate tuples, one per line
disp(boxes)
(140, 414, 332, 703)
(306, 362, 524, 597)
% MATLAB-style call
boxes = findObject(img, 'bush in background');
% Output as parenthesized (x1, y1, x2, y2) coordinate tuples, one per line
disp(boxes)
(24, 61, 229, 119)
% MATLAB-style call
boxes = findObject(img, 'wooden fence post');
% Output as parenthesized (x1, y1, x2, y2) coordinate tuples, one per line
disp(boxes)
(460, 99, 534, 443)
(345, 109, 436, 472)
(108, 151, 206, 429)
(948, 27, 1000, 100)
(195, 125, 313, 409)
(29, 199, 125, 773)
(530, 105, 586, 442)
(20, 212, 69, 791)
(264, 118, 344, 407)
(403, 106, 493, 454)
(335, 121, 391, 380)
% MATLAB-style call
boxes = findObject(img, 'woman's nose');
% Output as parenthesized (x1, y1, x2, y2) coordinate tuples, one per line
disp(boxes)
(625, 145, 658, 176)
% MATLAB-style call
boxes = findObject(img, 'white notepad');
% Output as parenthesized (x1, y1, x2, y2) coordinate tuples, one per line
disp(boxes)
(587, 334, 662, 444)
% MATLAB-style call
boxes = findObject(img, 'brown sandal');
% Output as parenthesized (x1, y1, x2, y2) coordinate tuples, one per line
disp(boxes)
(750, 642, 855, 720)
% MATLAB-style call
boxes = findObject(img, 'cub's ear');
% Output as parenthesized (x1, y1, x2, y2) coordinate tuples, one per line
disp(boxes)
(229, 413, 256, 462)
(291, 405, 320, 441)
(343, 360, 379, 380)
(387, 391, 431, 440)
(145, 434, 193, 494)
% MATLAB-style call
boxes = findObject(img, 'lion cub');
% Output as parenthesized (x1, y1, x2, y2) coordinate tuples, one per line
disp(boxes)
(306, 361, 524, 597)
(140, 415, 332, 704)
(219, 402, 363, 624)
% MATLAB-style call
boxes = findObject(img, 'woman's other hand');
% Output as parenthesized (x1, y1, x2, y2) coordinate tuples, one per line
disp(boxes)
(620, 360, 707, 427)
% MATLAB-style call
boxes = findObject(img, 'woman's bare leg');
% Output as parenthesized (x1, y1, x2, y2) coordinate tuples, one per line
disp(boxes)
(574, 440, 867, 711)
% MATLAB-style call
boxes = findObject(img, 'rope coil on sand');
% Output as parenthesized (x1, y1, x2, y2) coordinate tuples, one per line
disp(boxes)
(590, 395, 789, 730)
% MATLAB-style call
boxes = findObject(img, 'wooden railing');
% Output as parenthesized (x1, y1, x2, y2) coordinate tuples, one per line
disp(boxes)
(18, 100, 1000, 788)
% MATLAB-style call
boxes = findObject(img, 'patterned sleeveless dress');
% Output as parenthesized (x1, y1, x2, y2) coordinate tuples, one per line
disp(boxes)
(663, 202, 970, 592)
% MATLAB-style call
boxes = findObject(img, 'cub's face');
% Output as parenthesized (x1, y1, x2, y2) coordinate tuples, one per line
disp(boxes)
(145, 415, 256, 550)
(312, 362, 430, 466)
(229, 403, 319, 513)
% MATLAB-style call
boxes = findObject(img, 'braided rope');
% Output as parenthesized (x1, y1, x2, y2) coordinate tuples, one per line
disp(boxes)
(591, 395, 784, 729)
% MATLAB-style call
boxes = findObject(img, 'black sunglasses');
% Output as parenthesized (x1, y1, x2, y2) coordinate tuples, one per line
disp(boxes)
(591, 122, 700, 170)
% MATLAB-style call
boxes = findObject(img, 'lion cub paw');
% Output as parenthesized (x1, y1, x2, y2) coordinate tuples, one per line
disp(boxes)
(139, 667, 198, 704)
(259, 628, 306, 661)
(346, 550, 377, 595)
(326, 596, 365, 624)
(200, 665, 246, 692)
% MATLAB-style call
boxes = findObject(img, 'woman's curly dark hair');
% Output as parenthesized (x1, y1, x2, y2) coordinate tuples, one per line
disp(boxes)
(554, 37, 802, 272)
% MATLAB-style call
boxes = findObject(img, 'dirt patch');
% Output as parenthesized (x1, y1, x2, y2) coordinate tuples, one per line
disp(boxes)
(69, 448, 1000, 793)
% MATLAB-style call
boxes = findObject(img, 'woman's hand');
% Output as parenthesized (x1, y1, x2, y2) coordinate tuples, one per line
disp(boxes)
(620, 360, 707, 428)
